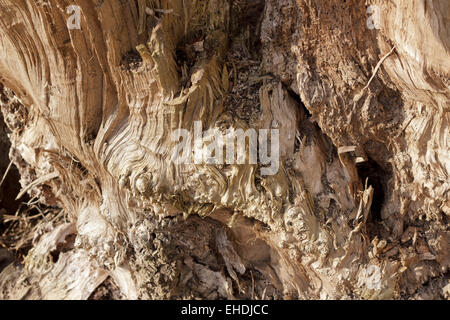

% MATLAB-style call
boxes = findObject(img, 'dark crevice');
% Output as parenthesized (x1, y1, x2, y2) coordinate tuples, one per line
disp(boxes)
(0, 248, 13, 272)
(223, 0, 266, 124)
(0, 84, 50, 259)
(287, 88, 311, 118)
(287, 84, 390, 226)
(356, 157, 387, 223)
(0, 112, 24, 215)
(175, 29, 204, 90)
(286, 87, 338, 164)
(287, 88, 311, 154)
(120, 49, 143, 71)
(88, 276, 124, 300)
(230, 0, 266, 55)
(49, 233, 76, 263)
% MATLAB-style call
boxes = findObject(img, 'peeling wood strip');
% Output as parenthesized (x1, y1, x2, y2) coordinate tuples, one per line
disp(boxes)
(0, 160, 13, 188)
(361, 46, 396, 93)
(338, 145, 356, 154)
(353, 185, 374, 226)
(15, 172, 59, 200)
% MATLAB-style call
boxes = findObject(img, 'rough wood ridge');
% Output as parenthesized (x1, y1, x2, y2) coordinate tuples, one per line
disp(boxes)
(0, 0, 448, 299)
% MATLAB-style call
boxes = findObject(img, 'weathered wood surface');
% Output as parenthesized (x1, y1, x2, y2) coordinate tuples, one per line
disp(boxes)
(0, 0, 448, 299)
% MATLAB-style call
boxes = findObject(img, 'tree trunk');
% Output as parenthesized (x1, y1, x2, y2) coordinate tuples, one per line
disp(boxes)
(0, 0, 448, 299)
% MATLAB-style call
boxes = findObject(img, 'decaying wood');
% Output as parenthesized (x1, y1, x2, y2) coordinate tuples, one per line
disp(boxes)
(0, 0, 448, 299)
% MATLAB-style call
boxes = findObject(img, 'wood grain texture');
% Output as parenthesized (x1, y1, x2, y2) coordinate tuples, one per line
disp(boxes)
(0, 0, 448, 299)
